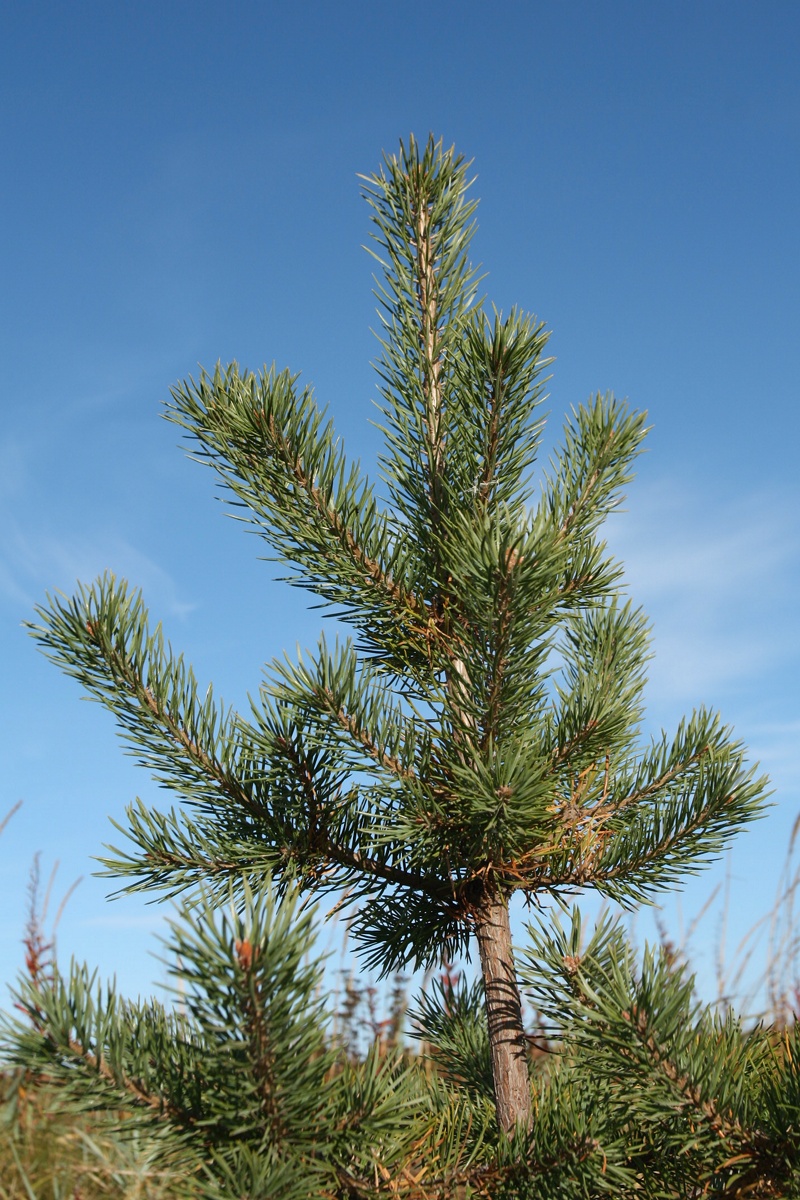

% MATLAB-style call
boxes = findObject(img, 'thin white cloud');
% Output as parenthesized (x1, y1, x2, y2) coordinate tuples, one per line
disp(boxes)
(605, 478, 800, 702)
(744, 720, 800, 796)
(1, 427, 195, 618)
(0, 510, 196, 620)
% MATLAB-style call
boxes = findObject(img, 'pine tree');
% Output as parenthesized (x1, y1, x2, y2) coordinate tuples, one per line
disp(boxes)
(5, 136, 794, 1197)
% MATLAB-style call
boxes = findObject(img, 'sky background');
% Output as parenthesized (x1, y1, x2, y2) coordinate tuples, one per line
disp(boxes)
(1, 1, 798, 1015)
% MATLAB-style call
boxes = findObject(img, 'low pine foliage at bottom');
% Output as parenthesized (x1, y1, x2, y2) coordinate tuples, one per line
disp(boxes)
(2, 886, 800, 1199)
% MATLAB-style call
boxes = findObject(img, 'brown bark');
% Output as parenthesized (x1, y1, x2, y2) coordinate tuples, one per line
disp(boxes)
(474, 887, 533, 1135)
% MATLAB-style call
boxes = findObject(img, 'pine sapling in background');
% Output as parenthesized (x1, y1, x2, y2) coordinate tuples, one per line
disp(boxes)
(5, 136, 797, 1198)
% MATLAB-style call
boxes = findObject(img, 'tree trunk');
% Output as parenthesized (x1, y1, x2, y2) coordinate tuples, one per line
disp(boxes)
(474, 887, 532, 1135)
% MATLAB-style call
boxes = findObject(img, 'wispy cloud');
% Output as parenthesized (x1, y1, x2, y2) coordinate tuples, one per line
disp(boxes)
(606, 478, 800, 704)
(1, 428, 197, 619)
(744, 720, 800, 797)
(0, 512, 196, 620)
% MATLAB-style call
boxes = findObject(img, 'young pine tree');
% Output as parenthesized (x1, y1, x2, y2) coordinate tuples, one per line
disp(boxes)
(20, 137, 767, 1148)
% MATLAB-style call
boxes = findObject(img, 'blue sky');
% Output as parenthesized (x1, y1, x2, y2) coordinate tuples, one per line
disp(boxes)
(1, 1, 798, 1012)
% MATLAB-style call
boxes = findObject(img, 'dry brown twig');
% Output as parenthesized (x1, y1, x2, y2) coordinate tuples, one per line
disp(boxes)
(0, 803, 83, 1020)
